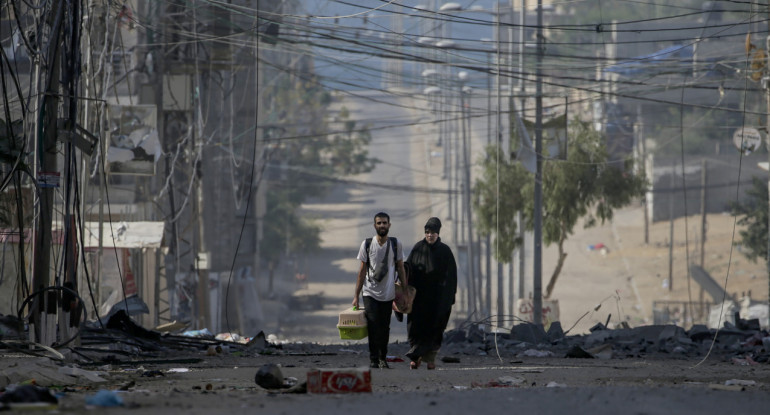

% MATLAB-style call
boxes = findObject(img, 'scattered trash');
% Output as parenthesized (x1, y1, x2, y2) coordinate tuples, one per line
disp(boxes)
(386, 356, 404, 362)
(587, 243, 609, 255)
(255, 364, 284, 390)
(440, 356, 460, 363)
(215, 332, 245, 343)
(141, 370, 164, 378)
(546, 381, 567, 388)
(167, 368, 190, 373)
(182, 328, 214, 338)
(725, 379, 756, 386)
(307, 368, 372, 393)
(85, 390, 124, 407)
(731, 356, 758, 366)
(0, 385, 58, 410)
(452, 385, 468, 390)
(471, 378, 522, 388)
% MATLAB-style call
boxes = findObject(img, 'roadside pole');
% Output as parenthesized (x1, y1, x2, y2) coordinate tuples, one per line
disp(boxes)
(33, 1, 65, 345)
(766, 31, 770, 323)
(532, 0, 543, 327)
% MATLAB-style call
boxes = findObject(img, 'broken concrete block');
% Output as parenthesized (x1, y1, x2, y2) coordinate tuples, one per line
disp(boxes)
(564, 345, 594, 358)
(510, 323, 549, 345)
(547, 322, 564, 341)
(443, 329, 467, 344)
(583, 329, 614, 348)
(586, 344, 613, 359)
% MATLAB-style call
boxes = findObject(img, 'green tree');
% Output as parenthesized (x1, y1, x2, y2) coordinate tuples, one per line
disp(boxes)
(260, 190, 322, 295)
(730, 176, 768, 263)
(474, 120, 647, 299)
(258, 78, 378, 290)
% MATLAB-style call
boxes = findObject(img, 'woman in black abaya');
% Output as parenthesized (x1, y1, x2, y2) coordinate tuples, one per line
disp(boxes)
(405, 217, 457, 370)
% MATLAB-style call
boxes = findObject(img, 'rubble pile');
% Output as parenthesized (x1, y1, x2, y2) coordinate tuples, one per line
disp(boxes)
(441, 315, 770, 363)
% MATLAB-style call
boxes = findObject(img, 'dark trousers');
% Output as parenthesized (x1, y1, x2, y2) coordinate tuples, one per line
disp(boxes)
(363, 296, 392, 362)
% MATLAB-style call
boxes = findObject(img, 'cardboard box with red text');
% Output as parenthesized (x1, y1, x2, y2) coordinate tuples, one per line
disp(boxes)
(307, 368, 372, 393)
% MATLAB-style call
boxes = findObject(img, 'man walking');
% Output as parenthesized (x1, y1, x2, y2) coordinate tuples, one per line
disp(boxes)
(353, 212, 406, 369)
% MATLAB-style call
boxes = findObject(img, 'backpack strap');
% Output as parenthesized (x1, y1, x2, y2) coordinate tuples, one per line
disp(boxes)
(365, 237, 373, 272)
(389, 237, 398, 265)
(365, 237, 399, 278)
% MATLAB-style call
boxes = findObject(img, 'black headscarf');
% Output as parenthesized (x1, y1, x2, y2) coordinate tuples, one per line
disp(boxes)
(406, 236, 457, 312)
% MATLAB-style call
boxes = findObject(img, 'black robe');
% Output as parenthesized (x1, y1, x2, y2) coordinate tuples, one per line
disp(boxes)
(405, 237, 457, 360)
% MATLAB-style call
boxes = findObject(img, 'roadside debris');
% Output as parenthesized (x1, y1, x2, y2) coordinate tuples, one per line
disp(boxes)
(441, 317, 770, 363)
(307, 368, 371, 393)
(255, 364, 285, 389)
(0, 385, 58, 410)
(725, 379, 757, 386)
(85, 389, 124, 407)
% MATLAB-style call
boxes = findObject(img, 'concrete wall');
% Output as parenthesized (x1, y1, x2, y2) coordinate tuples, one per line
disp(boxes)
(647, 154, 766, 222)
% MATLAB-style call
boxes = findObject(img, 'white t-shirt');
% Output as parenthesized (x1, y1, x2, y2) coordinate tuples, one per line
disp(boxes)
(357, 236, 405, 302)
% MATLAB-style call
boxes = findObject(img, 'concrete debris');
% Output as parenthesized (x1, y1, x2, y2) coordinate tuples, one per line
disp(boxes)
(58, 366, 109, 383)
(440, 320, 770, 363)
(547, 322, 564, 341)
(0, 359, 106, 388)
(247, 331, 268, 350)
(510, 322, 549, 345)
(565, 345, 594, 358)
(586, 344, 613, 359)
(521, 349, 554, 358)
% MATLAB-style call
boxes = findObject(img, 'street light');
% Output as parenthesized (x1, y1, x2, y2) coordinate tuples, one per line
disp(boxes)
(439, 2, 462, 12)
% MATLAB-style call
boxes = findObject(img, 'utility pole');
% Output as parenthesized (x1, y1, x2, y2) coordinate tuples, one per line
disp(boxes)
(516, 0, 527, 319)
(33, 0, 65, 345)
(700, 159, 707, 267)
(494, 1, 505, 324)
(532, 0, 544, 327)
(765, 30, 770, 317)
(668, 157, 675, 292)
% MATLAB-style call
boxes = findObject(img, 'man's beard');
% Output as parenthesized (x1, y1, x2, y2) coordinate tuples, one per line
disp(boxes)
(376, 227, 389, 237)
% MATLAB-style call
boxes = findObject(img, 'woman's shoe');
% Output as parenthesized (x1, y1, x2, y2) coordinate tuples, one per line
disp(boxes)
(426, 362, 436, 370)
(410, 358, 421, 370)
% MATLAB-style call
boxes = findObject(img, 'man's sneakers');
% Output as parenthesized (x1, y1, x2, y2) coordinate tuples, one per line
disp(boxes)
(370, 359, 390, 369)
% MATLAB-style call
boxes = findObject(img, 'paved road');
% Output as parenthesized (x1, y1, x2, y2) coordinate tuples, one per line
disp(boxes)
(277, 89, 442, 344)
